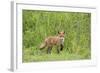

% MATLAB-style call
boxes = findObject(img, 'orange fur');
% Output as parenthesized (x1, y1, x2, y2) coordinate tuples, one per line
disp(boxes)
(40, 31, 65, 53)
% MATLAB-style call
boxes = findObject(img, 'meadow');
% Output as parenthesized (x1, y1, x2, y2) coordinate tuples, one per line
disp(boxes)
(22, 10, 91, 62)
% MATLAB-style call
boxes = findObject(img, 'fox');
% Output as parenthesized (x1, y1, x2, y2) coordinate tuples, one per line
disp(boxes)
(39, 31, 65, 54)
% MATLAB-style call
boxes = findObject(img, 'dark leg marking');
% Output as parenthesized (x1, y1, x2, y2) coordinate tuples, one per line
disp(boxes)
(60, 44, 64, 51)
(57, 47, 60, 54)
(47, 47, 52, 54)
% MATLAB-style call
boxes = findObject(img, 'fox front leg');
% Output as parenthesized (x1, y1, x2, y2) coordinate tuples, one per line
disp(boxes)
(60, 44, 64, 51)
(57, 46, 60, 54)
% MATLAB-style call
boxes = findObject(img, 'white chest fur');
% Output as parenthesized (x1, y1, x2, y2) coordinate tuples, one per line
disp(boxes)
(60, 37, 64, 44)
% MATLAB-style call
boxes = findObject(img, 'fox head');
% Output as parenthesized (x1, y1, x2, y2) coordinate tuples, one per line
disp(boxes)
(58, 31, 65, 37)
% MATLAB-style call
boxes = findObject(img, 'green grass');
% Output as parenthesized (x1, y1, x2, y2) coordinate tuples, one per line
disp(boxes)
(22, 10, 91, 62)
(23, 48, 90, 62)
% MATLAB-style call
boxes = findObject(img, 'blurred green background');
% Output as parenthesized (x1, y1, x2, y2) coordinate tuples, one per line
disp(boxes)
(22, 10, 91, 62)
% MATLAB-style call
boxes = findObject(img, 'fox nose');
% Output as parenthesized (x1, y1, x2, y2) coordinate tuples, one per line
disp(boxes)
(61, 34, 64, 37)
(60, 35, 64, 37)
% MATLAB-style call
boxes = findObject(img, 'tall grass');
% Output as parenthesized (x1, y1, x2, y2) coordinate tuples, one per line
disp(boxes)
(22, 10, 91, 62)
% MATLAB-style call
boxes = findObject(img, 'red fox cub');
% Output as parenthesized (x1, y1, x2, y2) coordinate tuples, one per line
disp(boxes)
(40, 31, 65, 54)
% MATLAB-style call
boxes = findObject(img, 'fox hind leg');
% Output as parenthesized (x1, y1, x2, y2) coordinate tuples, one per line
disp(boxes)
(47, 47, 52, 54)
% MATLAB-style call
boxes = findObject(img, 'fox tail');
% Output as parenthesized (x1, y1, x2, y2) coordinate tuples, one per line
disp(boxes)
(39, 42, 46, 50)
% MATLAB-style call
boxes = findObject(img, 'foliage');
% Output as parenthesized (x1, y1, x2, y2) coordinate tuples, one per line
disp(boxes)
(22, 10, 91, 62)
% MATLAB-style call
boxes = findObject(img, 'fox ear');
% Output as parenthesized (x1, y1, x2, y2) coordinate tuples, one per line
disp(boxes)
(58, 31, 60, 34)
